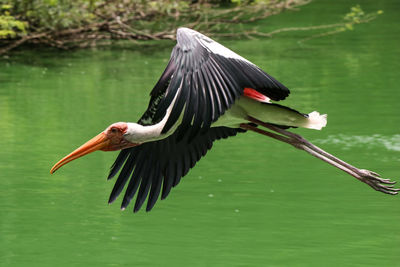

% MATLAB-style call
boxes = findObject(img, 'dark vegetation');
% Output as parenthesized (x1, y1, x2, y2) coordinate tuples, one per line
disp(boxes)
(0, 0, 383, 55)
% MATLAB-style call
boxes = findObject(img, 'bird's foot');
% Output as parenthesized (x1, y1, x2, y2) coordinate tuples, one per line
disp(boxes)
(357, 169, 399, 195)
(241, 119, 399, 196)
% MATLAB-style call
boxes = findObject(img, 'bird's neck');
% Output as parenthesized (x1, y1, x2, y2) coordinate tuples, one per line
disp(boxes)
(126, 86, 183, 144)
(125, 107, 180, 143)
(125, 123, 163, 143)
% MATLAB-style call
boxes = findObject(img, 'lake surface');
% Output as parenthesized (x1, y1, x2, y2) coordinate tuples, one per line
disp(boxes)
(1, 0, 399, 266)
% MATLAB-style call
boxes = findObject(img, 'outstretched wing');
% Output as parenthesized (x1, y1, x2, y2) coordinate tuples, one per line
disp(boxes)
(107, 126, 244, 212)
(107, 27, 289, 212)
(150, 27, 290, 138)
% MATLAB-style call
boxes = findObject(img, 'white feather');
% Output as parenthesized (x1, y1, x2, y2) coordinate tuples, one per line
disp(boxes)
(199, 37, 246, 60)
(125, 81, 183, 143)
(179, 27, 249, 61)
(306, 111, 327, 130)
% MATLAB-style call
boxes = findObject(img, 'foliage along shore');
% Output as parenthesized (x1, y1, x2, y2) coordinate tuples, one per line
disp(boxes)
(0, 0, 382, 55)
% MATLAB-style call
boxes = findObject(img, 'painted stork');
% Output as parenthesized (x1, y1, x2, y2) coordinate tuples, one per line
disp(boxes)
(50, 27, 398, 212)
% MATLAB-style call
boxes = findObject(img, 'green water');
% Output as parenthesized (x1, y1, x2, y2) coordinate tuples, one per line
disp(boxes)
(1, 0, 400, 266)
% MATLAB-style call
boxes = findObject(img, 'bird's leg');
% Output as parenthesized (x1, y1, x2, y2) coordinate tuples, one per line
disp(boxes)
(241, 117, 399, 195)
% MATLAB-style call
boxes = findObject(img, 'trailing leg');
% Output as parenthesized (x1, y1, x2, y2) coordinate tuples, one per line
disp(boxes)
(241, 118, 399, 195)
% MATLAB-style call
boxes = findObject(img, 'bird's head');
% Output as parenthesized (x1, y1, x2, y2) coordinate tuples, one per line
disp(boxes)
(50, 122, 139, 174)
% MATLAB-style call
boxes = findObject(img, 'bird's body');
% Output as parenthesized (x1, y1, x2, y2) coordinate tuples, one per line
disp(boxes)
(50, 27, 398, 212)
(211, 95, 326, 130)
(124, 88, 326, 145)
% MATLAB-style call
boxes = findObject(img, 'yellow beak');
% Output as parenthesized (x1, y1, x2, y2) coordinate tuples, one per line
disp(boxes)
(50, 132, 110, 174)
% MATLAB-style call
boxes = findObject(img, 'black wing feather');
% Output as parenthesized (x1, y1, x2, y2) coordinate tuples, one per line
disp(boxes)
(107, 27, 289, 212)
(108, 153, 135, 204)
(108, 149, 130, 180)
(108, 126, 244, 212)
(156, 28, 289, 137)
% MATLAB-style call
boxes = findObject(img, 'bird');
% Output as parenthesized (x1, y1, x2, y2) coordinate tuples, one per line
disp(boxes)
(50, 27, 398, 212)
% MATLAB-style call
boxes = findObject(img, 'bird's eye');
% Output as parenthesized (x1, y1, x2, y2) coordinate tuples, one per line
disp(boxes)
(111, 128, 118, 133)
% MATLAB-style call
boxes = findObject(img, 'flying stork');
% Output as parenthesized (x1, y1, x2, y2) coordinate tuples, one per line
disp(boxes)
(50, 27, 398, 212)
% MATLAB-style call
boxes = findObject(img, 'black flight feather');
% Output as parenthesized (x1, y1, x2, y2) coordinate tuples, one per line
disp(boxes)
(109, 126, 244, 212)
(107, 27, 290, 212)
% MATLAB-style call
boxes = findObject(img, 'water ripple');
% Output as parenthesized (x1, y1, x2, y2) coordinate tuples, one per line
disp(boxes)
(313, 134, 400, 151)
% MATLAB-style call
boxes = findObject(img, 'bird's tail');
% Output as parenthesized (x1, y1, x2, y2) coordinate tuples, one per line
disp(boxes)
(305, 111, 327, 130)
